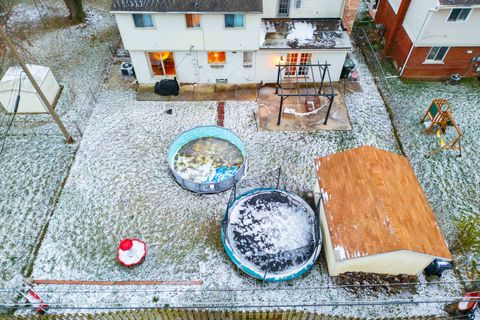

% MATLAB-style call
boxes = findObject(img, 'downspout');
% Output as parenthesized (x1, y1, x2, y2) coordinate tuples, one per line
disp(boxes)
(400, 5, 438, 76)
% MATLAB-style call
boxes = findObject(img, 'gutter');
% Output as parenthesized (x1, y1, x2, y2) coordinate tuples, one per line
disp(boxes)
(399, 5, 438, 77)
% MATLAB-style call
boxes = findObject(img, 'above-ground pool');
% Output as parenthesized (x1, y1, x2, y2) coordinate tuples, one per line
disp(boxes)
(222, 188, 322, 281)
(167, 126, 247, 193)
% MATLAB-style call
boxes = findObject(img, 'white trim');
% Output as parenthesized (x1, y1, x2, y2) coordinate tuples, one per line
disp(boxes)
(424, 46, 450, 63)
(132, 13, 156, 29)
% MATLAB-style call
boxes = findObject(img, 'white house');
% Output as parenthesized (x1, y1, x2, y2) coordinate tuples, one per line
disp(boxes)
(111, 0, 357, 84)
(374, 0, 480, 79)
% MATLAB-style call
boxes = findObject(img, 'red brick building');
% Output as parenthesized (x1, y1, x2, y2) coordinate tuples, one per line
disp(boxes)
(372, 0, 480, 79)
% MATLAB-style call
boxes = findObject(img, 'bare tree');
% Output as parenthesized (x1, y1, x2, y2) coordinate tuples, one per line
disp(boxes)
(63, 0, 85, 24)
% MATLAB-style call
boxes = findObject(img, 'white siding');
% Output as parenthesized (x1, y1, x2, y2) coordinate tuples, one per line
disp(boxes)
(130, 49, 348, 84)
(115, 13, 261, 52)
(262, 0, 345, 18)
(402, 0, 438, 42)
(417, 7, 480, 46)
(388, 0, 402, 14)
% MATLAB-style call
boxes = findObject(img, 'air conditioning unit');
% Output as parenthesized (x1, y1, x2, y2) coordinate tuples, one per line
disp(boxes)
(216, 79, 228, 83)
(243, 64, 253, 68)
(210, 65, 224, 69)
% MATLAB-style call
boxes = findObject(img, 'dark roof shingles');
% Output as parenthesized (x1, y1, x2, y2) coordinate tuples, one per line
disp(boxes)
(112, 0, 263, 12)
(439, 0, 480, 5)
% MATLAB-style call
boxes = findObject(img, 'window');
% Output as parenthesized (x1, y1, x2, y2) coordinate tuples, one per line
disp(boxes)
(295, 0, 302, 9)
(148, 52, 176, 76)
(185, 14, 201, 28)
(285, 53, 298, 76)
(447, 8, 471, 22)
(225, 14, 244, 28)
(426, 47, 449, 62)
(133, 14, 154, 28)
(278, 0, 290, 16)
(243, 52, 253, 67)
(208, 52, 226, 64)
(298, 53, 312, 76)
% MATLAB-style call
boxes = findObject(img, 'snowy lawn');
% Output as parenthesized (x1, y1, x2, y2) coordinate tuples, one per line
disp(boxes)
(27, 50, 462, 317)
(0, 0, 117, 305)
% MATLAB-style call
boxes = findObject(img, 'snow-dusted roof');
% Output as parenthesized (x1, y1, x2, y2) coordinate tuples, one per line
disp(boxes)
(315, 146, 452, 262)
(439, 0, 480, 6)
(111, 0, 263, 13)
(260, 19, 351, 50)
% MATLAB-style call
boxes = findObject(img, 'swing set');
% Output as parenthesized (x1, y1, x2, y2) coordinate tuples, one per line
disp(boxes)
(420, 99, 463, 157)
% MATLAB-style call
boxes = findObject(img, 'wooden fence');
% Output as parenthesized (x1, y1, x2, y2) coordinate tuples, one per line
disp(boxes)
(0, 309, 456, 320)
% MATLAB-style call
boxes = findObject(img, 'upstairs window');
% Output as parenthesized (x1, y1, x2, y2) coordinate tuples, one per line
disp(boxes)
(278, 0, 290, 17)
(225, 14, 244, 28)
(133, 14, 154, 28)
(208, 52, 226, 64)
(426, 47, 449, 62)
(185, 14, 201, 28)
(447, 8, 471, 22)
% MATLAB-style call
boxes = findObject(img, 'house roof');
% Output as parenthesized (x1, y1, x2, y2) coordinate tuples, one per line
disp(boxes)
(260, 19, 351, 50)
(111, 0, 263, 13)
(439, 0, 480, 6)
(315, 146, 452, 262)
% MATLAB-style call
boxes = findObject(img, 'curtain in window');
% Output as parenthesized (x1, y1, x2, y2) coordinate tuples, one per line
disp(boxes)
(143, 14, 153, 27)
(234, 14, 244, 27)
(225, 14, 234, 28)
(133, 14, 144, 27)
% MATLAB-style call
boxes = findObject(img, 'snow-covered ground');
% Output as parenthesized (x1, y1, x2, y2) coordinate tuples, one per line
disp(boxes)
(0, 0, 116, 306)
(22, 50, 462, 317)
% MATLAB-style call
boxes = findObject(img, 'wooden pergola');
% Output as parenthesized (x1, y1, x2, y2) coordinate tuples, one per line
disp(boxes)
(275, 61, 336, 126)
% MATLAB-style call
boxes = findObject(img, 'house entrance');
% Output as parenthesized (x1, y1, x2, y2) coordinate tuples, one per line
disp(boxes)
(285, 53, 312, 76)
(148, 52, 176, 76)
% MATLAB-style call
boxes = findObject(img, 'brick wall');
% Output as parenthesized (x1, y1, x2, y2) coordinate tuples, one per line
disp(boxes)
(389, 25, 413, 71)
(374, 0, 401, 53)
(342, 0, 361, 33)
(374, 0, 414, 71)
(403, 46, 480, 79)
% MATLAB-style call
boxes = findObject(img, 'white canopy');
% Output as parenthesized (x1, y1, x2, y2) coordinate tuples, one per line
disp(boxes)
(0, 64, 60, 113)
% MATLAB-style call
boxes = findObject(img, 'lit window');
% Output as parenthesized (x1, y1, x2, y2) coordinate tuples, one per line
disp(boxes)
(426, 47, 449, 62)
(185, 14, 201, 28)
(148, 52, 176, 76)
(243, 52, 253, 66)
(225, 14, 244, 28)
(208, 52, 226, 64)
(133, 14, 154, 28)
(447, 8, 471, 22)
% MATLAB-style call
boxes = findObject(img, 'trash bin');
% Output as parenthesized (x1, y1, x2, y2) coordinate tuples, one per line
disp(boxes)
(449, 73, 461, 85)
(341, 58, 355, 79)
(120, 62, 135, 76)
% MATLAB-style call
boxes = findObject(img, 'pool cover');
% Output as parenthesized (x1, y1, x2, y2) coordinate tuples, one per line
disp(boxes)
(222, 188, 321, 281)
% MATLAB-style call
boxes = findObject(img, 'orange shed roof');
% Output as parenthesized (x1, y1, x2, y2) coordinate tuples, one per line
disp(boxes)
(315, 146, 451, 261)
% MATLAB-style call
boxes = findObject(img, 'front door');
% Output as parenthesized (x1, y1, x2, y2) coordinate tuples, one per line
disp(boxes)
(285, 53, 312, 76)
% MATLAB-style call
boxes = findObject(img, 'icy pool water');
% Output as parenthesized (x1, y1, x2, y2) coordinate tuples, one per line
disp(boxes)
(173, 137, 245, 183)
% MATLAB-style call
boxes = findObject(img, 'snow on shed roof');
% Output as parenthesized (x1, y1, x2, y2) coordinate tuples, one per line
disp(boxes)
(260, 18, 351, 50)
(315, 146, 452, 262)
(111, 0, 263, 13)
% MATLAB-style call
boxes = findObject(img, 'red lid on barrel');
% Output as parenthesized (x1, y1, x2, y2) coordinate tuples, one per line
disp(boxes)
(119, 239, 133, 251)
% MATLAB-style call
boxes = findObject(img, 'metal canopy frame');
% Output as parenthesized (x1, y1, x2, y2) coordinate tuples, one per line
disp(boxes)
(275, 61, 337, 126)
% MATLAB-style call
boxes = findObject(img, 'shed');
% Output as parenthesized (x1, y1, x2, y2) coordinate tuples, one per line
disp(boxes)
(0, 65, 61, 114)
(313, 146, 452, 276)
